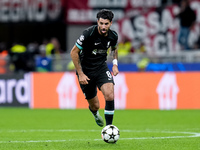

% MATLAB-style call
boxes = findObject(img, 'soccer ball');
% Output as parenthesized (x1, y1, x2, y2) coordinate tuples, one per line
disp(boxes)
(101, 125, 120, 143)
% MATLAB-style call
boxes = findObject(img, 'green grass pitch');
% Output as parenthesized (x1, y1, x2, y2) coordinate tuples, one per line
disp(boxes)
(0, 108, 200, 150)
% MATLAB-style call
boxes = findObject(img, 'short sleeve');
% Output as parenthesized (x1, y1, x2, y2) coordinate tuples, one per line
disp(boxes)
(75, 29, 90, 50)
(111, 30, 118, 47)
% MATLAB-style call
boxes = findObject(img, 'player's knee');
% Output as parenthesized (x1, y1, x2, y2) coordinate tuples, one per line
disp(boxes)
(104, 92, 114, 101)
(91, 105, 100, 112)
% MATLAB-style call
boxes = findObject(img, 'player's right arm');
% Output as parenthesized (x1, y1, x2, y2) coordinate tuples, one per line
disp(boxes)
(70, 45, 90, 85)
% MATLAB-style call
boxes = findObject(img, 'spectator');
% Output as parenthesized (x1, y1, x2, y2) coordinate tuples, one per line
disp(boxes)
(26, 42, 39, 71)
(176, 0, 196, 50)
(132, 38, 150, 71)
(27, 42, 39, 55)
(35, 44, 52, 72)
(50, 37, 64, 54)
(45, 37, 64, 56)
(9, 43, 28, 73)
(137, 57, 150, 72)
(118, 37, 133, 57)
(0, 42, 8, 73)
(45, 40, 55, 56)
(133, 38, 146, 53)
(67, 60, 75, 71)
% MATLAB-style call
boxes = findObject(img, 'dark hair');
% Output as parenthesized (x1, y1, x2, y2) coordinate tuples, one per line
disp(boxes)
(96, 9, 114, 22)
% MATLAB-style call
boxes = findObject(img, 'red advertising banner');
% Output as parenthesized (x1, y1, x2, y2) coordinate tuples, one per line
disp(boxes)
(31, 72, 200, 110)
(66, 0, 161, 24)
(65, 0, 200, 55)
(113, 2, 200, 55)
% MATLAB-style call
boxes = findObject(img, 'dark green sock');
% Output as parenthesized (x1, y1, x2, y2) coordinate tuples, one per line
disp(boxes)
(104, 100, 114, 125)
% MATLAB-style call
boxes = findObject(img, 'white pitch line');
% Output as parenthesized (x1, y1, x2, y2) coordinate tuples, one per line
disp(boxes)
(0, 129, 200, 144)
(0, 140, 67, 144)
(94, 131, 200, 141)
(0, 129, 99, 133)
(117, 133, 200, 140)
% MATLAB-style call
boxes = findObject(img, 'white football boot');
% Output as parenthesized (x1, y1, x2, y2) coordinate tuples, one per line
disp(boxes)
(93, 111, 104, 127)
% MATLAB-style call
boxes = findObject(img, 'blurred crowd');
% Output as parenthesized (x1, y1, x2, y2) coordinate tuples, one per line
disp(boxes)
(0, 37, 65, 74)
(117, 0, 200, 71)
(0, 0, 200, 73)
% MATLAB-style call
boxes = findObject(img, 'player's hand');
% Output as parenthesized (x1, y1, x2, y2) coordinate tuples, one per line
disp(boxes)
(112, 65, 119, 76)
(79, 73, 90, 85)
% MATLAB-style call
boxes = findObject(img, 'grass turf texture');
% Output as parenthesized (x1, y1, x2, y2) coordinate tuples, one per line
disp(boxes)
(0, 108, 200, 150)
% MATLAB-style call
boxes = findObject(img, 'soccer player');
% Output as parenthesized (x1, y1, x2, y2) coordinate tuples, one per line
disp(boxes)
(70, 9, 119, 127)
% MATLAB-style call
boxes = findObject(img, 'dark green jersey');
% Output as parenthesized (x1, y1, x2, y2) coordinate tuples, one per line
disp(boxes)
(76, 25, 118, 74)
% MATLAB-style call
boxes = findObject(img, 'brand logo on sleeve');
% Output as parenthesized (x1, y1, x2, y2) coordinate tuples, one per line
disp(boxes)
(79, 35, 84, 41)
(94, 42, 101, 45)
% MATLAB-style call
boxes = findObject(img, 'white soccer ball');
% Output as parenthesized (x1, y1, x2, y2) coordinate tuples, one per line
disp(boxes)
(101, 125, 120, 143)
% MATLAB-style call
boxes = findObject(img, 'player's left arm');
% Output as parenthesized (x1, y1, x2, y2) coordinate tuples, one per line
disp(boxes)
(111, 45, 119, 76)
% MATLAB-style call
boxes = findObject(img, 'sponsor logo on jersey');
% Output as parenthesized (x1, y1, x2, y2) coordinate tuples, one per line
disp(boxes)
(92, 49, 97, 55)
(92, 49, 107, 55)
